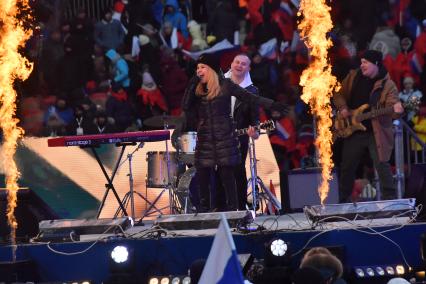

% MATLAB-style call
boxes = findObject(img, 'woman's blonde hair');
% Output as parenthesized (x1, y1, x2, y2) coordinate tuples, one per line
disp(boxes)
(195, 64, 220, 100)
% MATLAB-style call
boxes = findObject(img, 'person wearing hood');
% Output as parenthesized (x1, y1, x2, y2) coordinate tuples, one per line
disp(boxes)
(162, 0, 189, 39)
(94, 9, 125, 51)
(105, 49, 130, 89)
(333, 50, 404, 202)
(182, 53, 288, 212)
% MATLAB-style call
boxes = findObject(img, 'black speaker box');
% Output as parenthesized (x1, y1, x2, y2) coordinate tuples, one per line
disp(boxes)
(405, 163, 426, 219)
(280, 167, 339, 212)
(0, 189, 58, 243)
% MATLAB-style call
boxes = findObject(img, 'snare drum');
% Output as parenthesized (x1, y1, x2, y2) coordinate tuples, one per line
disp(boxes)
(146, 151, 185, 188)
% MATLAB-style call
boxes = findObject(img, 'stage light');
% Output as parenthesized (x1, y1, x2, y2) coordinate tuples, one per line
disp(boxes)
(386, 266, 395, 275)
(375, 266, 385, 276)
(110, 246, 129, 264)
(264, 237, 291, 268)
(355, 268, 365, 277)
(270, 239, 288, 257)
(366, 267, 374, 277)
(396, 265, 405, 275)
(148, 276, 190, 284)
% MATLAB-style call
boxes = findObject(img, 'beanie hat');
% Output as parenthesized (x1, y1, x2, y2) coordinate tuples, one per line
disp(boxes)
(139, 34, 150, 46)
(362, 50, 383, 66)
(197, 53, 221, 74)
(141, 71, 157, 90)
(114, 1, 125, 13)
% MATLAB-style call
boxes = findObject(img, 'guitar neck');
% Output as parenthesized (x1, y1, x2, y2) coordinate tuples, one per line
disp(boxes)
(357, 106, 394, 122)
(236, 121, 270, 136)
(236, 125, 261, 136)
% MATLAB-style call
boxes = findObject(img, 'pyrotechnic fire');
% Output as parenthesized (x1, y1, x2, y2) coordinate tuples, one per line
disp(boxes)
(298, 0, 339, 204)
(0, 0, 33, 255)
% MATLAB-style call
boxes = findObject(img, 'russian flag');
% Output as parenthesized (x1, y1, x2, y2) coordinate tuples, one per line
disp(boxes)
(198, 214, 245, 284)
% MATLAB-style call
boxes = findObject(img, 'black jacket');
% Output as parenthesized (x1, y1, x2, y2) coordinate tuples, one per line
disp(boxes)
(183, 77, 272, 168)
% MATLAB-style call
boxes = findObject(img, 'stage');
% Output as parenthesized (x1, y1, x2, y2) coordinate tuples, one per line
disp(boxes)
(0, 207, 424, 283)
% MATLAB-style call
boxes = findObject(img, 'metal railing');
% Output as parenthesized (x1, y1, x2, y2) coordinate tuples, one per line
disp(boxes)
(63, 0, 114, 21)
(393, 119, 426, 198)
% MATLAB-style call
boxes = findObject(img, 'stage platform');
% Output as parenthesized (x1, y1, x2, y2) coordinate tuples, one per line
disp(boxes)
(0, 206, 425, 283)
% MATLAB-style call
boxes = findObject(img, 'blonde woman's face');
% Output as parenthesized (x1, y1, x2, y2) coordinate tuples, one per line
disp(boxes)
(196, 63, 210, 83)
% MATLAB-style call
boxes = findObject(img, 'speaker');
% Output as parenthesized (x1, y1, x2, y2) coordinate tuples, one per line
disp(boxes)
(405, 163, 426, 219)
(0, 189, 58, 243)
(155, 211, 254, 230)
(281, 167, 339, 212)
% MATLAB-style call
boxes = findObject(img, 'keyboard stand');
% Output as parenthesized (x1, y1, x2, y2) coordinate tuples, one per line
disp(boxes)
(86, 144, 130, 219)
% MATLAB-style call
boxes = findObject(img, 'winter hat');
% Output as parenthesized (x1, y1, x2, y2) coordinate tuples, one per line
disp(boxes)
(142, 71, 156, 90)
(362, 50, 383, 66)
(139, 34, 150, 46)
(197, 53, 221, 75)
(114, 1, 125, 13)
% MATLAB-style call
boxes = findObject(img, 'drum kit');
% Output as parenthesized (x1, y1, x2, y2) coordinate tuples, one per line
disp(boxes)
(119, 115, 199, 220)
(118, 114, 280, 221)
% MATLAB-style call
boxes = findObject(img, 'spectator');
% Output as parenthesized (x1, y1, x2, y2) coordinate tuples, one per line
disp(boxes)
(94, 9, 125, 51)
(411, 105, 426, 161)
(39, 30, 64, 93)
(399, 76, 423, 121)
(159, 21, 187, 50)
(159, 53, 188, 115)
(43, 96, 74, 137)
(106, 83, 134, 132)
(105, 49, 130, 90)
(66, 104, 92, 135)
(207, 1, 239, 44)
(299, 247, 347, 284)
(137, 70, 168, 117)
(87, 110, 116, 134)
(187, 20, 208, 51)
(163, 0, 189, 39)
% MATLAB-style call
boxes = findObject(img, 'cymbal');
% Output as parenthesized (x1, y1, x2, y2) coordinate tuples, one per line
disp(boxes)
(143, 115, 182, 128)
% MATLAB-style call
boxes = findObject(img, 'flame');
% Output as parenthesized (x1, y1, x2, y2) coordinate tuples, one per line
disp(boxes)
(298, 0, 339, 204)
(0, 0, 33, 254)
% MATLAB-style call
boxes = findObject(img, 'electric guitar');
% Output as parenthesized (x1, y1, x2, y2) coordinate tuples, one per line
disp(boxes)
(333, 97, 420, 139)
(236, 119, 276, 136)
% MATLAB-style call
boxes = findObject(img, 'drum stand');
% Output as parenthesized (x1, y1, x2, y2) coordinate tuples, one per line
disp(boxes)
(114, 142, 158, 223)
(247, 137, 282, 216)
(140, 121, 180, 220)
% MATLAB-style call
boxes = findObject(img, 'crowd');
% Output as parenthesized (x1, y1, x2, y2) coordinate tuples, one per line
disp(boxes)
(18, 0, 426, 191)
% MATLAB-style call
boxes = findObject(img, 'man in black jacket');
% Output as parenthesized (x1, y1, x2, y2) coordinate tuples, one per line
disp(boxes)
(222, 53, 260, 210)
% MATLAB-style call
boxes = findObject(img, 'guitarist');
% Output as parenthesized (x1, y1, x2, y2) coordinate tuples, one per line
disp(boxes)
(333, 50, 404, 203)
(220, 53, 260, 210)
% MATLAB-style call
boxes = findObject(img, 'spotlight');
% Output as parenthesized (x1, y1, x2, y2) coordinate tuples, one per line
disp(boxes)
(111, 246, 129, 264)
(386, 266, 395, 275)
(355, 268, 365, 277)
(366, 267, 374, 277)
(264, 238, 290, 267)
(375, 266, 385, 276)
(270, 239, 288, 256)
(148, 276, 190, 284)
(396, 265, 405, 275)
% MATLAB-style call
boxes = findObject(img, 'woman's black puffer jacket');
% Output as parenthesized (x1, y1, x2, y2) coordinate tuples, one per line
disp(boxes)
(183, 77, 274, 168)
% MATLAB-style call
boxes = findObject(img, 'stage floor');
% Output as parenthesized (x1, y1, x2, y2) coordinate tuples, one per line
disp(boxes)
(1, 204, 423, 284)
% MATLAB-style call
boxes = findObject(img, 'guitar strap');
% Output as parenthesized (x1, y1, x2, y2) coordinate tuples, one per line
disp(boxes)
(369, 78, 387, 108)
